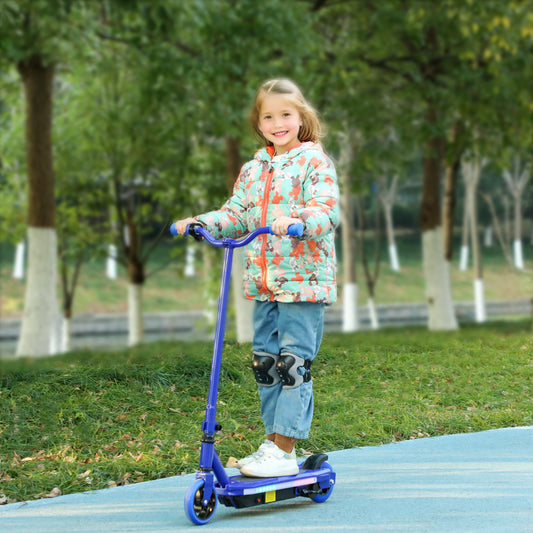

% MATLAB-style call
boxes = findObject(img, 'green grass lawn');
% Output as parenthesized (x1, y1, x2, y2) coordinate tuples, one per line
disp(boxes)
(0, 320, 531, 503)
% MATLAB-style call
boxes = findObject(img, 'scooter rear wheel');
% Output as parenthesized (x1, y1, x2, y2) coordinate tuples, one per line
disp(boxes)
(310, 461, 335, 503)
(184, 479, 218, 525)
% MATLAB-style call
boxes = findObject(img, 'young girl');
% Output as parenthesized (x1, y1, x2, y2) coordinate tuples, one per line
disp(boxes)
(174, 78, 339, 478)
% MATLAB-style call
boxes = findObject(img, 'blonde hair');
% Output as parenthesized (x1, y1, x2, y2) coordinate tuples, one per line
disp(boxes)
(250, 79, 323, 146)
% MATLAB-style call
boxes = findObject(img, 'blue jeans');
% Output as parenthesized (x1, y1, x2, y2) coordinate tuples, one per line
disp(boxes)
(252, 301, 325, 439)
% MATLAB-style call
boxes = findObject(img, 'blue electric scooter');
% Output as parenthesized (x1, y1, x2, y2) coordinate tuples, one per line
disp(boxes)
(170, 222, 336, 525)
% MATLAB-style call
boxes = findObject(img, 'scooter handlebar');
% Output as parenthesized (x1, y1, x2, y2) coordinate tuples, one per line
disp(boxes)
(283, 223, 304, 237)
(169, 222, 304, 245)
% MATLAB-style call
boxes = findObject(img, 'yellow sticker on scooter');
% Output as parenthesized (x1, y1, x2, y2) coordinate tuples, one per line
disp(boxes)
(265, 490, 276, 503)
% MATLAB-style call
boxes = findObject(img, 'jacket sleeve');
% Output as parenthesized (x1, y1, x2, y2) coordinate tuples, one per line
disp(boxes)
(195, 163, 250, 239)
(292, 154, 339, 238)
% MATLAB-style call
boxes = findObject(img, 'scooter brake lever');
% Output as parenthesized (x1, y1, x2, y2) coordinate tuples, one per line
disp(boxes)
(187, 223, 205, 241)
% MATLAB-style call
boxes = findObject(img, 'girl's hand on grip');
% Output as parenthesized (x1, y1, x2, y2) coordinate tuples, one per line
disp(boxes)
(174, 217, 198, 235)
(271, 216, 302, 236)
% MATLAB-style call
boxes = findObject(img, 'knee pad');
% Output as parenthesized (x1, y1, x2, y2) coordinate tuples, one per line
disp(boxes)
(276, 352, 312, 389)
(252, 351, 280, 386)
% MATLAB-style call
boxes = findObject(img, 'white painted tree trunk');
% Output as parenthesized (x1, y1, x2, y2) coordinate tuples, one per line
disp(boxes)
(380, 176, 401, 272)
(459, 195, 469, 271)
(502, 155, 530, 270)
(185, 244, 196, 277)
(233, 247, 254, 343)
(13, 241, 25, 279)
(16, 227, 60, 357)
(128, 283, 143, 346)
(463, 154, 485, 324)
(342, 282, 358, 332)
(459, 245, 469, 271)
(484, 226, 493, 247)
(106, 244, 118, 279)
(513, 240, 524, 270)
(338, 129, 359, 333)
(61, 315, 72, 353)
(367, 297, 379, 329)
(422, 227, 458, 331)
(388, 244, 400, 272)
(474, 278, 486, 323)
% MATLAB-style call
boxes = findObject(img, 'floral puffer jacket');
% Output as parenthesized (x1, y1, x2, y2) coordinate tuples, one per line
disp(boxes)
(196, 142, 339, 304)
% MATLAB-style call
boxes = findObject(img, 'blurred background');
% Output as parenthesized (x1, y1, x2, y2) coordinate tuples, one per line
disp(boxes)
(0, 0, 532, 357)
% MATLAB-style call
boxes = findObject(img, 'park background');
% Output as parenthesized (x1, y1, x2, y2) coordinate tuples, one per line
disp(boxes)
(1, 0, 532, 356)
(0, 0, 532, 507)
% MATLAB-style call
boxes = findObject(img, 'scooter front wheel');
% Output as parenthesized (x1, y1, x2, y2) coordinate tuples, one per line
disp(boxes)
(184, 479, 218, 525)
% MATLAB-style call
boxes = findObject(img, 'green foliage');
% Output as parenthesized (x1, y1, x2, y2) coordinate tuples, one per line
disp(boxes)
(0, 0, 87, 66)
(0, 321, 531, 503)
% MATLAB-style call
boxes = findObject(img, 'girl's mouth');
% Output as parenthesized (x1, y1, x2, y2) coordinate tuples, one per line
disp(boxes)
(273, 131, 287, 137)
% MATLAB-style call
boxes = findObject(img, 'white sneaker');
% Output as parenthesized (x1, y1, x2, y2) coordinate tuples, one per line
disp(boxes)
(240, 444, 299, 478)
(235, 440, 275, 470)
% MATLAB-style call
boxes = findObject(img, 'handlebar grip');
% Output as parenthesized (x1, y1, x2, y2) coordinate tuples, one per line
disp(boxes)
(287, 223, 304, 237)
(169, 222, 203, 240)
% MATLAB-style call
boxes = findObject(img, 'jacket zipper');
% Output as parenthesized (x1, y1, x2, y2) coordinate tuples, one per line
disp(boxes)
(260, 166, 275, 298)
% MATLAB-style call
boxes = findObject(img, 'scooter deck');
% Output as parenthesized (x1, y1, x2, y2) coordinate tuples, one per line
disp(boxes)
(215, 463, 335, 509)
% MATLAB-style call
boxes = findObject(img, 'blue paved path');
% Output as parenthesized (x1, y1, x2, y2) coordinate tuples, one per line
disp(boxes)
(1, 426, 532, 532)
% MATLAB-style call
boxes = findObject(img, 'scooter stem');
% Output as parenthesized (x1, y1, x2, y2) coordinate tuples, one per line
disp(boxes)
(198, 245, 233, 479)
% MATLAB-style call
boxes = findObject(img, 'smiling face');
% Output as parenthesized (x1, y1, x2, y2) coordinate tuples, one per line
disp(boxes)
(257, 94, 302, 155)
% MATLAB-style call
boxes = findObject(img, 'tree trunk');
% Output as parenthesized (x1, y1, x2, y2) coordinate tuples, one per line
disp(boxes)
(125, 210, 145, 345)
(379, 175, 400, 272)
(16, 55, 59, 357)
(226, 136, 254, 343)
(338, 132, 359, 332)
(367, 298, 378, 329)
(502, 157, 530, 271)
(442, 122, 463, 262)
(420, 108, 457, 331)
(128, 283, 143, 346)
(12, 241, 25, 279)
(355, 194, 381, 329)
(462, 156, 486, 322)
(61, 316, 72, 353)
(512, 191, 524, 270)
(459, 199, 469, 271)
(106, 243, 118, 279)
(480, 192, 513, 266)
(443, 159, 460, 262)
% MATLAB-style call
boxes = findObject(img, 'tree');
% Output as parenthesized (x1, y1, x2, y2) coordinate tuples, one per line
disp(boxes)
(461, 150, 488, 322)
(53, 79, 111, 351)
(501, 154, 531, 270)
(311, 0, 533, 330)
(337, 129, 360, 332)
(0, 2, 73, 356)
(70, 36, 194, 345)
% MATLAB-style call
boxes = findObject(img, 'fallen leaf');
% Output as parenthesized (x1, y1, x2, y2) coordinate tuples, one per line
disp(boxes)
(45, 487, 61, 498)
(226, 457, 239, 468)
